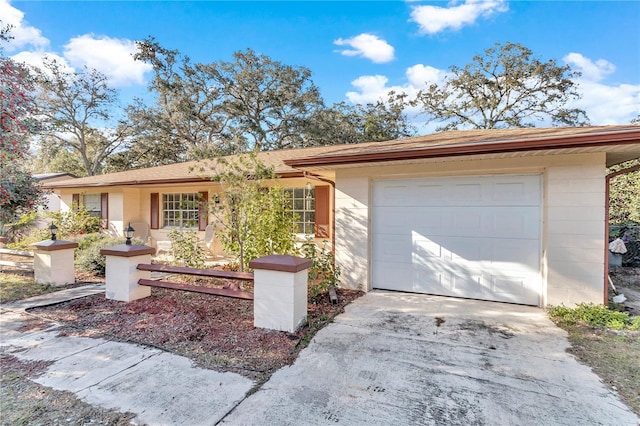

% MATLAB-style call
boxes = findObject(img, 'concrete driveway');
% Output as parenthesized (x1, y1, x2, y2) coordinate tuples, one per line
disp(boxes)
(2, 288, 638, 425)
(223, 291, 639, 425)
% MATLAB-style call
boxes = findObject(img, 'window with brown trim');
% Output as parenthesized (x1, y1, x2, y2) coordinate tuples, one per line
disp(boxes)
(100, 193, 108, 229)
(150, 193, 159, 230)
(284, 187, 315, 234)
(198, 191, 208, 231)
(162, 192, 200, 228)
(72, 193, 108, 229)
(284, 186, 330, 237)
(314, 186, 330, 238)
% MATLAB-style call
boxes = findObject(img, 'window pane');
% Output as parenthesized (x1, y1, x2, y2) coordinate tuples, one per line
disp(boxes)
(284, 187, 316, 235)
(162, 193, 199, 228)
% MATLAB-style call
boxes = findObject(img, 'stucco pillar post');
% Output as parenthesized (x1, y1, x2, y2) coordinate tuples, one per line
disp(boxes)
(100, 244, 156, 302)
(249, 254, 313, 333)
(31, 239, 79, 286)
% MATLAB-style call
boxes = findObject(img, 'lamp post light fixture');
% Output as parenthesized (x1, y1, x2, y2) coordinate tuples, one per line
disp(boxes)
(49, 223, 58, 241)
(124, 223, 135, 245)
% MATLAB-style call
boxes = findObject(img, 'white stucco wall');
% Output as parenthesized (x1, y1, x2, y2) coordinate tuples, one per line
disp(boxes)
(334, 152, 607, 307)
(59, 193, 73, 213)
(335, 176, 370, 291)
(544, 156, 606, 306)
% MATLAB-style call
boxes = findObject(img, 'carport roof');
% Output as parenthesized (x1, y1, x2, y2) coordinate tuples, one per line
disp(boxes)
(45, 125, 640, 189)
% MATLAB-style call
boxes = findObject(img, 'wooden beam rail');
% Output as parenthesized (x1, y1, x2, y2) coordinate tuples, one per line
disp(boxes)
(137, 278, 253, 300)
(136, 263, 254, 281)
(136, 263, 254, 300)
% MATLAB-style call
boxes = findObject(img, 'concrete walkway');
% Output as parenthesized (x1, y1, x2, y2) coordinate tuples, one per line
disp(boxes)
(0, 285, 254, 425)
(1, 288, 639, 425)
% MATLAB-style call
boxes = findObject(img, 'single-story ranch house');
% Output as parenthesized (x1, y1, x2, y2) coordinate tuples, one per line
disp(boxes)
(44, 125, 640, 308)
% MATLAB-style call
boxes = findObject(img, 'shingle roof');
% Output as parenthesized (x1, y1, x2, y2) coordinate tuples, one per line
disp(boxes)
(45, 125, 640, 189)
(44, 146, 340, 188)
(284, 125, 640, 167)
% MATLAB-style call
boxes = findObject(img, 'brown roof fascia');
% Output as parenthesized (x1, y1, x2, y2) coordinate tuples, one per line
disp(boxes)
(285, 129, 640, 167)
(43, 172, 306, 190)
(42, 177, 212, 189)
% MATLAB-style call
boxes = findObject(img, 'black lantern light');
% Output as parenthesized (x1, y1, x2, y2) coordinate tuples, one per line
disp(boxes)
(49, 223, 58, 241)
(124, 223, 135, 245)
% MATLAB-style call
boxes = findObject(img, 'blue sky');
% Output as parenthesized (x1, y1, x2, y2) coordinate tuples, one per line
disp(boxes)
(2, 0, 639, 130)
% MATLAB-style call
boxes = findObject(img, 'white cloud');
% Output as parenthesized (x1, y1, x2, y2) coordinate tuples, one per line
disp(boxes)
(564, 53, 639, 124)
(11, 51, 74, 74)
(1, 1, 150, 89)
(345, 64, 448, 104)
(564, 52, 615, 82)
(0, 0, 49, 51)
(63, 34, 151, 87)
(410, 0, 508, 35)
(334, 33, 395, 63)
(346, 75, 392, 104)
(406, 64, 447, 87)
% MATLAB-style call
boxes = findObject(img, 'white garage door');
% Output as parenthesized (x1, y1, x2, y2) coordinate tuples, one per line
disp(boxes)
(372, 174, 542, 305)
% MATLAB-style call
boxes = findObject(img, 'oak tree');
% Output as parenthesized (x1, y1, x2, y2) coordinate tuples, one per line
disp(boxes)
(413, 42, 589, 131)
(305, 93, 415, 146)
(32, 58, 131, 176)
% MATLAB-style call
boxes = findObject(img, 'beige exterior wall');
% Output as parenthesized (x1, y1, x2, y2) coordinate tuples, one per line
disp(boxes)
(334, 152, 607, 307)
(545, 154, 607, 306)
(335, 176, 370, 291)
(55, 174, 335, 256)
(107, 192, 124, 236)
(59, 193, 73, 213)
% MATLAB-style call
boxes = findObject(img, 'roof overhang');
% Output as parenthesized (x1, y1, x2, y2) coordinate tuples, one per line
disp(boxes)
(42, 171, 306, 190)
(284, 128, 640, 169)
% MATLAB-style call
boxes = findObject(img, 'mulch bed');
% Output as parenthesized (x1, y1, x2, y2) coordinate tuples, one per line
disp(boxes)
(28, 287, 363, 382)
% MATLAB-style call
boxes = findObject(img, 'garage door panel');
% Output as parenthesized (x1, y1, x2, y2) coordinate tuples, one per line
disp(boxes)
(489, 239, 540, 271)
(413, 237, 444, 260)
(449, 238, 484, 262)
(377, 184, 411, 205)
(487, 276, 539, 305)
(375, 208, 445, 234)
(491, 175, 541, 205)
(372, 174, 542, 306)
(373, 234, 414, 263)
(414, 268, 448, 294)
(491, 276, 527, 296)
(451, 183, 483, 202)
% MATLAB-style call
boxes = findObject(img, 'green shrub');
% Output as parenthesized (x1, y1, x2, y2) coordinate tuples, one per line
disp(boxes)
(169, 228, 205, 268)
(9, 207, 101, 251)
(75, 235, 140, 276)
(48, 206, 101, 238)
(1, 211, 40, 243)
(300, 239, 341, 299)
(548, 303, 637, 331)
(242, 185, 298, 267)
(75, 232, 107, 251)
(6, 226, 50, 251)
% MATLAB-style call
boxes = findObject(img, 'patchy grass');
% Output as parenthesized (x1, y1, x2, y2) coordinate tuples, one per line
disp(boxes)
(0, 271, 56, 304)
(549, 304, 640, 415)
(0, 269, 102, 304)
(0, 355, 136, 425)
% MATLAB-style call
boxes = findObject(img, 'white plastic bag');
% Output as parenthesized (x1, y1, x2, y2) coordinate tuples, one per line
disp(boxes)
(609, 238, 627, 254)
